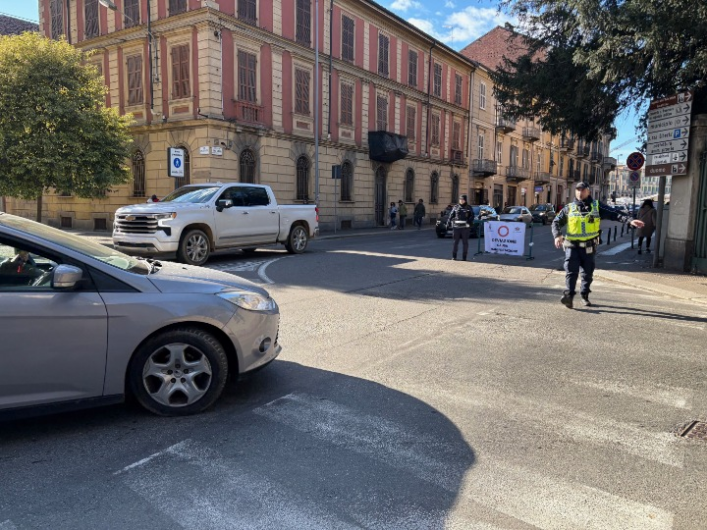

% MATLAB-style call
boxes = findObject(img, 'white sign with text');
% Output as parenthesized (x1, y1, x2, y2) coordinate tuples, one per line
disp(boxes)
(484, 221, 526, 256)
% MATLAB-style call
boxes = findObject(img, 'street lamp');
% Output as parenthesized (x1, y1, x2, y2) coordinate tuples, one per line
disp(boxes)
(98, 0, 155, 114)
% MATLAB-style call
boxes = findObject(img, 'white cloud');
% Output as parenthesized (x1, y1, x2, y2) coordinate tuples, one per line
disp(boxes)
(441, 7, 518, 44)
(408, 18, 442, 39)
(444, 1, 456, 8)
(390, 0, 422, 12)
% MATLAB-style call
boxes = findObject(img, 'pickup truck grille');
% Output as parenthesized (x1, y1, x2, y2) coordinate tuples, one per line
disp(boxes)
(115, 214, 159, 234)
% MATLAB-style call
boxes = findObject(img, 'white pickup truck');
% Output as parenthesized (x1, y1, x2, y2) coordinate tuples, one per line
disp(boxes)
(112, 183, 318, 266)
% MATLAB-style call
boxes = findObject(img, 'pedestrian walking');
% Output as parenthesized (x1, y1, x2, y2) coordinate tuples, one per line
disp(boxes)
(413, 199, 426, 230)
(397, 200, 408, 230)
(448, 194, 474, 260)
(552, 182, 644, 308)
(389, 202, 398, 230)
(636, 199, 657, 254)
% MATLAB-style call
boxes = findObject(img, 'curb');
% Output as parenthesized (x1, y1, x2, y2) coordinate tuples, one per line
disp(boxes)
(594, 269, 707, 306)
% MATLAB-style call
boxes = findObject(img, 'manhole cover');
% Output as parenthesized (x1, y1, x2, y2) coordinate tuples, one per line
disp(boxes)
(676, 420, 707, 441)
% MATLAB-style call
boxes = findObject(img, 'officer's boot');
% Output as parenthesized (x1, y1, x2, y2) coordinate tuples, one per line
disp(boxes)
(560, 292, 574, 309)
(451, 253, 457, 261)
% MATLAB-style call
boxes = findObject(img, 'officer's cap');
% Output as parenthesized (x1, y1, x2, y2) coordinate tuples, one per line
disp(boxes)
(575, 182, 590, 190)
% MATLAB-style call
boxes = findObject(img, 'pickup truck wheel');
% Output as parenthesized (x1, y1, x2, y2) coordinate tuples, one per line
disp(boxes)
(128, 327, 228, 416)
(285, 225, 309, 254)
(179, 229, 210, 266)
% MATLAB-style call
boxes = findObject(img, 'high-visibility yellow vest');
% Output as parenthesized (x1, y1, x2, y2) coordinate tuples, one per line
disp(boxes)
(566, 200, 601, 241)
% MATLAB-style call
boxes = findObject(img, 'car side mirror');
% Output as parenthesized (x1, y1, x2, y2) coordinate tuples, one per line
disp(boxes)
(216, 199, 233, 212)
(52, 264, 83, 290)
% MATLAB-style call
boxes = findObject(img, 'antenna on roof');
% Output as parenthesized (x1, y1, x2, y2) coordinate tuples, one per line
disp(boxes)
(504, 22, 515, 31)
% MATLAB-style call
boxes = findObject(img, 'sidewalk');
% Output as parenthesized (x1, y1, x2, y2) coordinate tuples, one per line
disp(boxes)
(596, 244, 707, 305)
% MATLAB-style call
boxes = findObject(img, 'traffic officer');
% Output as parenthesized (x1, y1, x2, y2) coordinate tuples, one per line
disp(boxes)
(448, 194, 474, 261)
(552, 182, 644, 308)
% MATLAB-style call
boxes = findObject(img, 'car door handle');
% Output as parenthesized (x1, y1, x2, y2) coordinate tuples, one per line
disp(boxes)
(242, 211, 249, 215)
(270, 211, 277, 214)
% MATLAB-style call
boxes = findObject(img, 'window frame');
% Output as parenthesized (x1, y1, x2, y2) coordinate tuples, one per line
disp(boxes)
(404, 168, 415, 203)
(433, 63, 442, 98)
(124, 0, 141, 28)
(454, 73, 462, 106)
(341, 15, 355, 63)
(169, 0, 187, 15)
(340, 82, 354, 126)
(430, 113, 440, 147)
(406, 105, 416, 141)
(296, 156, 310, 201)
(238, 50, 258, 103)
(295, 0, 311, 46)
(430, 172, 439, 204)
(378, 33, 390, 78)
(477, 132, 484, 160)
(341, 160, 353, 202)
(131, 150, 146, 198)
(50, 0, 64, 39)
(84, 0, 99, 39)
(238, 0, 257, 25)
(479, 82, 487, 110)
(126, 54, 144, 106)
(171, 44, 191, 100)
(294, 68, 311, 115)
(408, 49, 418, 87)
(376, 95, 388, 131)
(239, 148, 257, 184)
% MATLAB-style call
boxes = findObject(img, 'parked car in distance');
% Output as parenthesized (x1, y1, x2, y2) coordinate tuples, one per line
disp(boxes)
(529, 203, 556, 225)
(0, 212, 281, 418)
(113, 184, 318, 266)
(499, 206, 533, 226)
(435, 206, 499, 238)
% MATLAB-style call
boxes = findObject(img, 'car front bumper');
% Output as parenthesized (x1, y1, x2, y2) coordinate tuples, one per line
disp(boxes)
(222, 304, 282, 375)
(112, 231, 180, 257)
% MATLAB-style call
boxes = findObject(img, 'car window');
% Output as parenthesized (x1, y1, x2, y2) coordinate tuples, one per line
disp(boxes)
(218, 187, 247, 207)
(0, 240, 59, 291)
(504, 207, 522, 214)
(242, 186, 271, 207)
(0, 215, 150, 275)
(162, 186, 220, 204)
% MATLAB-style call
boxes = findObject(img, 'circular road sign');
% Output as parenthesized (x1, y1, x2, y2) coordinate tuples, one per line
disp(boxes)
(498, 225, 510, 238)
(626, 152, 645, 171)
(629, 171, 640, 182)
(173, 158, 182, 168)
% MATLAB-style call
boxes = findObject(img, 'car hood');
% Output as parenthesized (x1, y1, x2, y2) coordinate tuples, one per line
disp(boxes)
(147, 261, 270, 296)
(499, 213, 522, 220)
(116, 202, 211, 214)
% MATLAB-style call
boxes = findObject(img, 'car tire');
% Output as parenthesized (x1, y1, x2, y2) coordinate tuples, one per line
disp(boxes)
(178, 229, 211, 266)
(436, 231, 446, 238)
(285, 224, 309, 254)
(128, 327, 229, 417)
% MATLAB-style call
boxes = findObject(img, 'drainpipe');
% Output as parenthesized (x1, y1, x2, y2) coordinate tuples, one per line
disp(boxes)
(326, 0, 334, 140)
(467, 67, 474, 192)
(66, 0, 71, 44)
(147, 0, 154, 114)
(425, 41, 436, 157)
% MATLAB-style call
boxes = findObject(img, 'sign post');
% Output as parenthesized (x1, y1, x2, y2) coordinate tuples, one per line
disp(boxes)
(331, 165, 341, 234)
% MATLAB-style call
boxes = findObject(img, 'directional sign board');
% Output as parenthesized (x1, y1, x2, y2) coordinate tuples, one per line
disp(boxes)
(168, 147, 185, 178)
(645, 91, 693, 176)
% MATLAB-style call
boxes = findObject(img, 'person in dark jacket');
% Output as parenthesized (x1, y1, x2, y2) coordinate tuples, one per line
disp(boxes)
(448, 194, 474, 261)
(413, 199, 426, 230)
(552, 182, 644, 308)
(636, 199, 657, 254)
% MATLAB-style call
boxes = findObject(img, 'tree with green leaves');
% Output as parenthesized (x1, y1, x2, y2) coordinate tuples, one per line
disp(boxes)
(493, 0, 707, 142)
(0, 32, 133, 221)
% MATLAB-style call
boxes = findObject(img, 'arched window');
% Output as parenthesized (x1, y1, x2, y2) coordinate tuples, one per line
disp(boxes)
(341, 160, 353, 201)
(240, 148, 256, 183)
(132, 150, 145, 197)
(404, 168, 415, 203)
(296, 156, 310, 201)
(451, 174, 460, 203)
(430, 171, 439, 204)
(174, 146, 190, 189)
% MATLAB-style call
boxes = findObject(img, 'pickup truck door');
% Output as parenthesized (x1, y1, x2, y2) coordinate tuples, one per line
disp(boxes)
(214, 186, 248, 247)
(239, 186, 280, 245)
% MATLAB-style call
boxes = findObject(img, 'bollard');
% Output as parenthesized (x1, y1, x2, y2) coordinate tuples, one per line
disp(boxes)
(526, 223, 535, 260)
(614, 225, 617, 241)
(607, 229, 612, 246)
(621, 224, 625, 237)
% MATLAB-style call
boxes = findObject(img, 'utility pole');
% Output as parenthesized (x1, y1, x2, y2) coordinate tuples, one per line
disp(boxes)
(314, 0, 320, 206)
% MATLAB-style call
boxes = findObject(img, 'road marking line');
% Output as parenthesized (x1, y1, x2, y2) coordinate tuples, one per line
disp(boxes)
(408, 384, 683, 469)
(600, 242, 633, 256)
(113, 440, 189, 475)
(254, 392, 673, 530)
(258, 258, 285, 284)
(570, 379, 692, 410)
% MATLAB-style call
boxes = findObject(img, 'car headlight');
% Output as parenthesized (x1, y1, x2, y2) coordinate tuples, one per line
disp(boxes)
(154, 212, 177, 220)
(217, 291, 276, 311)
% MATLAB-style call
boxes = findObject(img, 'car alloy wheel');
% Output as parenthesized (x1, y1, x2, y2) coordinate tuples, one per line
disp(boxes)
(142, 343, 213, 408)
(186, 233, 209, 264)
(286, 225, 308, 253)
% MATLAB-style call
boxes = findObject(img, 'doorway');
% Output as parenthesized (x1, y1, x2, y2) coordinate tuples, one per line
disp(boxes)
(493, 184, 503, 211)
(374, 166, 387, 226)
(507, 186, 517, 207)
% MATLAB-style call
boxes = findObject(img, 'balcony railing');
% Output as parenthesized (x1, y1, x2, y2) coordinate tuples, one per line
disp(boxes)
(602, 156, 617, 170)
(522, 127, 540, 142)
(496, 115, 516, 133)
(535, 172, 553, 184)
(471, 159, 497, 176)
(559, 137, 574, 152)
(568, 169, 581, 182)
(235, 101, 264, 125)
(450, 149, 464, 165)
(590, 151, 603, 163)
(503, 166, 531, 181)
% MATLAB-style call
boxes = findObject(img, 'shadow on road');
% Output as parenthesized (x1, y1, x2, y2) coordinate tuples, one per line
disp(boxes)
(575, 304, 707, 325)
(0, 361, 476, 529)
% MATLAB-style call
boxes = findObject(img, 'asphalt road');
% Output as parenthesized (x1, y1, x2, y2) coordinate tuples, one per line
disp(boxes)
(2, 225, 706, 529)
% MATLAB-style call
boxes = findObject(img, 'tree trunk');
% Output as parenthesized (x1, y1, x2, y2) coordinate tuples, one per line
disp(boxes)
(1, 196, 6, 212)
(36, 194, 42, 223)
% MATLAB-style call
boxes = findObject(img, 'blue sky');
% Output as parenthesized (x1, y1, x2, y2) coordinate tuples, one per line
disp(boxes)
(1, 0, 641, 159)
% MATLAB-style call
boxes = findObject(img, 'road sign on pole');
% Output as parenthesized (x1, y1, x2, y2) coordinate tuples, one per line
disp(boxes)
(646, 90, 693, 177)
(628, 171, 641, 189)
(626, 152, 645, 171)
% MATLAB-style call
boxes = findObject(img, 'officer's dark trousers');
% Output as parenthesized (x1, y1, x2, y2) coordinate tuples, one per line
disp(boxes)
(453, 227, 471, 258)
(564, 245, 595, 296)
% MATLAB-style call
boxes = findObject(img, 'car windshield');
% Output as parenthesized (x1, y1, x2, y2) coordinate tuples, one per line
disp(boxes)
(529, 205, 545, 211)
(161, 186, 220, 204)
(0, 214, 150, 275)
(504, 207, 523, 214)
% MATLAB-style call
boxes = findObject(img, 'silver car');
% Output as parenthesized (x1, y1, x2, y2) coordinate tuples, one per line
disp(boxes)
(499, 206, 533, 226)
(0, 213, 280, 417)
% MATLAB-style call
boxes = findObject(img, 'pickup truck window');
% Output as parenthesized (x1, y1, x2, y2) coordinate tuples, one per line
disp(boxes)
(162, 186, 220, 204)
(243, 187, 270, 207)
